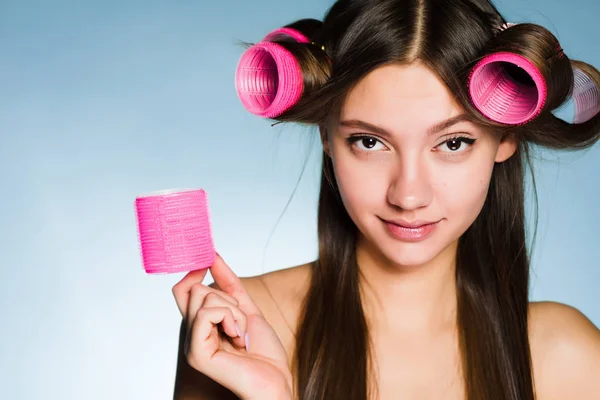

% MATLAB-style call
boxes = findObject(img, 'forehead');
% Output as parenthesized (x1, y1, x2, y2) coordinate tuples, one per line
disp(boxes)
(340, 62, 464, 133)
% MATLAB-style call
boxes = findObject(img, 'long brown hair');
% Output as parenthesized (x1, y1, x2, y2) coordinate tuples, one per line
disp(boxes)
(249, 0, 600, 398)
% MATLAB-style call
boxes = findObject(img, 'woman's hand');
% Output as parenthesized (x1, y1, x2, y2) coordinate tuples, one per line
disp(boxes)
(172, 254, 294, 400)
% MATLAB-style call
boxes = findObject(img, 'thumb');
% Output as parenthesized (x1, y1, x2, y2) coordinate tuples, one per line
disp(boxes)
(245, 314, 289, 366)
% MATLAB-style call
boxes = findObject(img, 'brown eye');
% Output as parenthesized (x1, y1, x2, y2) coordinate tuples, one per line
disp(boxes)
(346, 135, 386, 152)
(438, 136, 476, 153)
(447, 139, 462, 151)
(362, 138, 378, 149)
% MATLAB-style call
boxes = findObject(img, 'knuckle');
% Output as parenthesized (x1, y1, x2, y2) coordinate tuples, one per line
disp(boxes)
(190, 282, 207, 295)
(236, 309, 247, 323)
(205, 291, 220, 300)
(203, 283, 239, 306)
(185, 350, 203, 370)
(195, 307, 209, 318)
(215, 306, 233, 320)
(203, 291, 221, 305)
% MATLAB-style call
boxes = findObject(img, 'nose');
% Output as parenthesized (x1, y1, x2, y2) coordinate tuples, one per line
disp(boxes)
(386, 155, 433, 211)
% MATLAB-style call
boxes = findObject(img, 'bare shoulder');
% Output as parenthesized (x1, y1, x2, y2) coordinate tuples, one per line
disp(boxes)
(529, 301, 600, 399)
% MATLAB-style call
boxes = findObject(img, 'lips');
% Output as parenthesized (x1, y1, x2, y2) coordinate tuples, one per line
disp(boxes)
(383, 218, 439, 228)
(380, 217, 440, 242)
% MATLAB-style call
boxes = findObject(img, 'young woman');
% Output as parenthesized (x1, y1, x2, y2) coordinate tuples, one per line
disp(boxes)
(171, 0, 600, 399)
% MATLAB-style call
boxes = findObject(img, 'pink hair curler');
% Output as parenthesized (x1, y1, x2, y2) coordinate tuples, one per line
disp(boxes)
(134, 188, 215, 274)
(263, 27, 310, 44)
(235, 28, 309, 118)
(468, 52, 548, 125)
(572, 67, 600, 124)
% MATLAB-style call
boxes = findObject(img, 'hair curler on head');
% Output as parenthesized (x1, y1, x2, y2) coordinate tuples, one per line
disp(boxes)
(468, 52, 548, 125)
(235, 27, 310, 118)
(572, 67, 600, 124)
(134, 188, 215, 274)
(263, 27, 310, 43)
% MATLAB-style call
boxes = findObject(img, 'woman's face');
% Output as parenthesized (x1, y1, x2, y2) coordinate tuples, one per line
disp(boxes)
(323, 62, 517, 267)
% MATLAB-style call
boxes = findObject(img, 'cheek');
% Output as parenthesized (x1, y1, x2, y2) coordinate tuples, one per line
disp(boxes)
(331, 151, 388, 215)
(436, 157, 494, 219)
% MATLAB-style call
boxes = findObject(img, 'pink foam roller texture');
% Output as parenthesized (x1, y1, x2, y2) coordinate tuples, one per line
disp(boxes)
(572, 67, 600, 124)
(134, 188, 215, 274)
(235, 41, 305, 118)
(468, 52, 548, 125)
(263, 27, 310, 44)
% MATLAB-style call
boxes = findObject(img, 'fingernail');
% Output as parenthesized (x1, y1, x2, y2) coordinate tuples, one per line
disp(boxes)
(245, 332, 249, 351)
(235, 322, 241, 337)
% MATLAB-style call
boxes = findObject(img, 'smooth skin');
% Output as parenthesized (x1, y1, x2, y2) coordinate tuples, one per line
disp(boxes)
(172, 254, 294, 400)
(172, 63, 600, 399)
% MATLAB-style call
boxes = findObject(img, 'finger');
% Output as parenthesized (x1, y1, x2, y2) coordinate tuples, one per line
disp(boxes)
(172, 267, 210, 318)
(186, 288, 244, 338)
(186, 307, 240, 365)
(185, 282, 239, 322)
(172, 270, 240, 319)
(209, 254, 263, 316)
(186, 308, 259, 400)
(200, 291, 248, 349)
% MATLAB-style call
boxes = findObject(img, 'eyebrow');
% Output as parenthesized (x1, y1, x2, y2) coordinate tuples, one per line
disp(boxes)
(338, 114, 475, 137)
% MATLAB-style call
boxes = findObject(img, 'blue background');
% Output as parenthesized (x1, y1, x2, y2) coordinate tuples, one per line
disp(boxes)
(1, 0, 598, 398)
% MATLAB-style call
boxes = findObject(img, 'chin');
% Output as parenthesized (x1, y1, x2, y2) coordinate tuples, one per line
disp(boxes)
(380, 243, 440, 268)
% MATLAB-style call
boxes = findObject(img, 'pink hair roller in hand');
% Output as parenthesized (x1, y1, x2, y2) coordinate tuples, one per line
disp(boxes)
(235, 27, 310, 118)
(468, 52, 548, 125)
(134, 188, 215, 274)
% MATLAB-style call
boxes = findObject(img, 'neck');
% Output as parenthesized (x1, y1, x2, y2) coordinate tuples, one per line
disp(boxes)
(356, 235, 458, 337)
